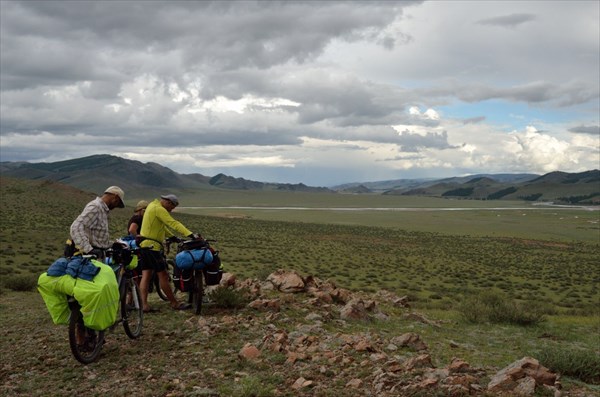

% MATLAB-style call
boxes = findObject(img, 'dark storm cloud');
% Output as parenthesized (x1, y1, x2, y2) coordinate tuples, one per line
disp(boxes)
(0, 0, 422, 144)
(1, 1, 415, 89)
(569, 125, 600, 135)
(451, 81, 598, 107)
(477, 13, 536, 28)
(462, 116, 486, 125)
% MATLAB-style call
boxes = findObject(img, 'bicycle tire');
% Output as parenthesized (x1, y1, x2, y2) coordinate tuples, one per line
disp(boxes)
(122, 278, 143, 339)
(68, 305, 105, 364)
(192, 269, 204, 315)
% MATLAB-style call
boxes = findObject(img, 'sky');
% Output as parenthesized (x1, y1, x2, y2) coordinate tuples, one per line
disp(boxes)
(1, 1, 599, 187)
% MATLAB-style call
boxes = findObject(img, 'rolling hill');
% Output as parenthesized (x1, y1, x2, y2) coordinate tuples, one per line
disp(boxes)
(1, 154, 598, 204)
(0, 154, 333, 196)
(384, 171, 599, 204)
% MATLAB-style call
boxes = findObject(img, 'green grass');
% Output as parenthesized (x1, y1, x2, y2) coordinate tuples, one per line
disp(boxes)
(1, 177, 599, 313)
(174, 191, 600, 243)
(533, 345, 600, 384)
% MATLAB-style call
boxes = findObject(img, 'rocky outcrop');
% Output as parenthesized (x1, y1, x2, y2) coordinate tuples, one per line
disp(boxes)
(209, 270, 562, 396)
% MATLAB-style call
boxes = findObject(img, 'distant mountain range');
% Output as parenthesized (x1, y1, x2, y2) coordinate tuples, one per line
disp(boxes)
(0, 154, 332, 195)
(1, 154, 598, 204)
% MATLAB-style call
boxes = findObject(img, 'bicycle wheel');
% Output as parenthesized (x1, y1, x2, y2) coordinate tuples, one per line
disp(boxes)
(192, 269, 204, 315)
(122, 278, 143, 339)
(68, 305, 105, 364)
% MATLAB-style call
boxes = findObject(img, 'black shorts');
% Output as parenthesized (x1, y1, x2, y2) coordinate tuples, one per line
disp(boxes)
(139, 249, 168, 272)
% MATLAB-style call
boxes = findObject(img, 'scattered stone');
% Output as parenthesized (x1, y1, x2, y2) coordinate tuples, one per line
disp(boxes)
(448, 357, 471, 373)
(291, 377, 313, 389)
(220, 272, 236, 288)
(354, 339, 375, 352)
(370, 352, 387, 362)
(305, 312, 322, 322)
(237, 278, 262, 297)
(330, 288, 352, 304)
(488, 356, 558, 396)
(248, 298, 281, 311)
(391, 332, 428, 351)
(262, 330, 288, 352)
(402, 312, 441, 328)
(310, 290, 334, 303)
(375, 290, 411, 308)
(266, 270, 306, 293)
(339, 298, 377, 320)
(403, 354, 434, 370)
(286, 351, 308, 364)
(386, 343, 398, 351)
(238, 343, 261, 361)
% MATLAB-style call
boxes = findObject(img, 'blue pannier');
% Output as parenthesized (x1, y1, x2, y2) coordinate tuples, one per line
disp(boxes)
(175, 248, 213, 270)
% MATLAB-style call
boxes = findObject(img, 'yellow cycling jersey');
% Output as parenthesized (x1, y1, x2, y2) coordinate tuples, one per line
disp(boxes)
(139, 199, 192, 251)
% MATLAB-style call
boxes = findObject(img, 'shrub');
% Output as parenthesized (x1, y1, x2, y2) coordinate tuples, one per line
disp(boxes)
(209, 286, 250, 309)
(221, 375, 275, 397)
(3, 274, 38, 292)
(458, 290, 546, 326)
(536, 346, 600, 384)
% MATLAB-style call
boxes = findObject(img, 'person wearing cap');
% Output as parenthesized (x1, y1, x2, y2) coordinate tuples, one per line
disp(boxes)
(138, 194, 200, 311)
(128, 200, 149, 237)
(70, 186, 125, 260)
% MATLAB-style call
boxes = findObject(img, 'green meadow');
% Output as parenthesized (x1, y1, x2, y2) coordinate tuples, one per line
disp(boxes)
(2, 177, 598, 312)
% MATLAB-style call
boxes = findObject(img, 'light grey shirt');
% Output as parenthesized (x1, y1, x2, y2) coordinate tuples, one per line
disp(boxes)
(70, 197, 111, 253)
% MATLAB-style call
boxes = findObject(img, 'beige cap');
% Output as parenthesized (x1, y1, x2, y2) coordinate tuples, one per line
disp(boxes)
(104, 186, 125, 208)
(134, 200, 149, 212)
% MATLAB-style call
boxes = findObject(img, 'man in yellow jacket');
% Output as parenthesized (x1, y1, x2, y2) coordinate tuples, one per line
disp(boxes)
(139, 194, 199, 311)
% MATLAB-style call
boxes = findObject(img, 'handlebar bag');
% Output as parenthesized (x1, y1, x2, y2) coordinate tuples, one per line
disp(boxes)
(175, 248, 213, 270)
(180, 239, 208, 251)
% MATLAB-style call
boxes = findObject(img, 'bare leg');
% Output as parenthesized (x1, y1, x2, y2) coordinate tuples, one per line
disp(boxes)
(157, 270, 180, 308)
(140, 269, 152, 311)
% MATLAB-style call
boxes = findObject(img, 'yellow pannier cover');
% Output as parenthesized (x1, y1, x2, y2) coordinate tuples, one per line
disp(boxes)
(38, 260, 119, 331)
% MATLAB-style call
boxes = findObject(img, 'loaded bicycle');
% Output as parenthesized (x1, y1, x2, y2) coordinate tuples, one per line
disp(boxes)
(68, 241, 143, 364)
(167, 237, 223, 315)
(122, 235, 169, 301)
(131, 257, 170, 301)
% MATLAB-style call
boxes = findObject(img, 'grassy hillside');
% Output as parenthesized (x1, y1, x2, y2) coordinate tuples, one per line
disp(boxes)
(1, 176, 598, 311)
(1, 176, 599, 396)
(394, 170, 600, 204)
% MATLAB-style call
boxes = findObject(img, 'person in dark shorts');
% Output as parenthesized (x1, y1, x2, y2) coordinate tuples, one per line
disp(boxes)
(138, 194, 201, 312)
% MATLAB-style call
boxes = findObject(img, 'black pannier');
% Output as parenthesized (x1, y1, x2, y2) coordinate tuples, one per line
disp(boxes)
(203, 250, 223, 286)
(173, 266, 193, 292)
